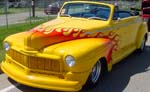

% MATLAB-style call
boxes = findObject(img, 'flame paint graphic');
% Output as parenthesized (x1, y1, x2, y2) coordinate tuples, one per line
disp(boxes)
(30, 28, 119, 63)
(33, 28, 119, 50)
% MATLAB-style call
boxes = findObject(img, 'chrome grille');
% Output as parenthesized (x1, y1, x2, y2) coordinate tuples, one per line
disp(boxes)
(7, 49, 60, 72)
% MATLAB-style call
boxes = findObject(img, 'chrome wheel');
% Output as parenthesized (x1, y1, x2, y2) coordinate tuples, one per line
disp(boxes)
(91, 60, 101, 83)
(140, 37, 146, 51)
(84, 59, 106, 89)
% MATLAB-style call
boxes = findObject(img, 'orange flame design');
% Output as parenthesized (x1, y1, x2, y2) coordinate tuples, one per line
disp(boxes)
(31, 28, 119, 63)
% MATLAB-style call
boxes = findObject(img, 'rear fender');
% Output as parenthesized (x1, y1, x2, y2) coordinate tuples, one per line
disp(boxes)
(136, 22, 148, 49)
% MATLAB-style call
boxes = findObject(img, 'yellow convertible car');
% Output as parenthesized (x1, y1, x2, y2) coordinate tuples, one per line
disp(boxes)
(1, 1, 148, 91)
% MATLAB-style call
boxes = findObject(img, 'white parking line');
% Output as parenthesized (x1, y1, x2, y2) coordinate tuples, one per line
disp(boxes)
(0, 84, 19, 92)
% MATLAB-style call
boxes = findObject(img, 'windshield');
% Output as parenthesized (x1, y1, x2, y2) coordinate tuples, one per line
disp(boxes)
(60, 3, 110, 20)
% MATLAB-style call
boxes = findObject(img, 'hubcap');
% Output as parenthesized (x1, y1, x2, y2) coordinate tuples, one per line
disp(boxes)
(91, 61, 101, 83)
(141, 37, 145, 51)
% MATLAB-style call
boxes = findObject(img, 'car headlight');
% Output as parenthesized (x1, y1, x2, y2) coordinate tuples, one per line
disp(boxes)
(65, 55, 75, 67)
(3, 42, 10, 51)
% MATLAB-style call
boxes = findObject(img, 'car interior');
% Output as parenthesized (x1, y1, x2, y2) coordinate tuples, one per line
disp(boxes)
(67, 7, 110, 20)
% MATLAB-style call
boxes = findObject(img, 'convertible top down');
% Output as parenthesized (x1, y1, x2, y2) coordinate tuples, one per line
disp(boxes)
(1, 1, 148, 91)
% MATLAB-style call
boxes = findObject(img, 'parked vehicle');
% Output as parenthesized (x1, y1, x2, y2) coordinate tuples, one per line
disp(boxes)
(8, 0, 27, 8)
(142, 0, 150, 32)
(1, 1, 148, 91)
(44, 1, 63, 14)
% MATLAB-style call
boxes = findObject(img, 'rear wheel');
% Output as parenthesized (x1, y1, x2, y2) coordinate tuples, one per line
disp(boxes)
(138, 36, 146, 52)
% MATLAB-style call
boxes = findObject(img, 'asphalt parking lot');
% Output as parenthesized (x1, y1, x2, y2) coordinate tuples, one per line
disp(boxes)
(0, 35, 150, 92)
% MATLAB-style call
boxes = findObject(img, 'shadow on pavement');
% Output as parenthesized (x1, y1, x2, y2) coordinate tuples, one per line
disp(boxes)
(8, 46, 150, 92)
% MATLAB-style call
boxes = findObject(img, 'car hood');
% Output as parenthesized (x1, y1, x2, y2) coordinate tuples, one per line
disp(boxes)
(4, 32, 26, 49)
(7, 18, 109, 51)
(42, 38, 111, 57)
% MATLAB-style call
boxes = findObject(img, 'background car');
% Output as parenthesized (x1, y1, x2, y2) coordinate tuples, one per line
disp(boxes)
(44, 1, 64, 15)
(8, 0, 27, 8)
(142, 0, 150, 32)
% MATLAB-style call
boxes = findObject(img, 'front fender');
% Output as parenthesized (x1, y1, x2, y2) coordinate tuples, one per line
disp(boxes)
(136, 22, 148, 49)
(43, 38, 113, 73)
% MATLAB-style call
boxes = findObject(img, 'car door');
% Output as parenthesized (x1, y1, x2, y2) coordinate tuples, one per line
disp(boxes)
(111, 11, 141, 64)
(118, 12, 142, 47)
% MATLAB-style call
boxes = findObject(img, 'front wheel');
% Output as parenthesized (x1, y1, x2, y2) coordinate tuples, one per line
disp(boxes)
(84, 60, 103, 88)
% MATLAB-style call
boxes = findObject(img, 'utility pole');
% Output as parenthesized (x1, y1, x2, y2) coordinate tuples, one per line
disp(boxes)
(31, 0, 35, 17)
